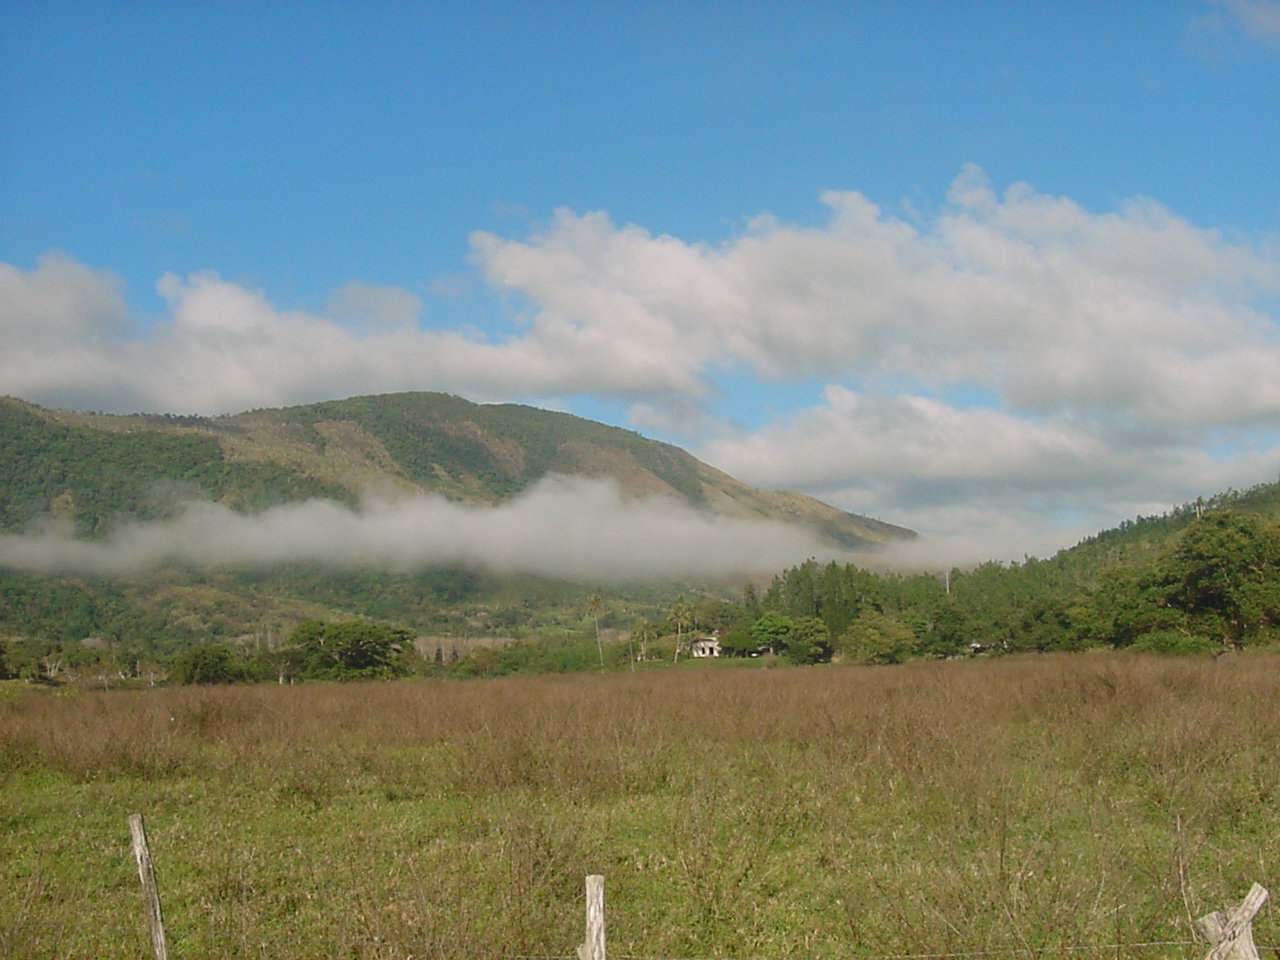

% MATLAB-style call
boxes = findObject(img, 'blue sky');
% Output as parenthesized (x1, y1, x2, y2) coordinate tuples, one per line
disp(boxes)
(4, 0, 1280, 567)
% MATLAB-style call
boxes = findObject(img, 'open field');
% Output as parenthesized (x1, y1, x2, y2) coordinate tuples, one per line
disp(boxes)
(3, 653, 1279, 959)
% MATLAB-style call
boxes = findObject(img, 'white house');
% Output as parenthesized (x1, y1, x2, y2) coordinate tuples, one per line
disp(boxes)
(687, 633, 722, 658)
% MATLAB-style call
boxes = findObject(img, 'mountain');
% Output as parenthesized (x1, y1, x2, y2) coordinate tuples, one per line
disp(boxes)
(0, 391, 913, 549)
(6, 387, 1280, 666)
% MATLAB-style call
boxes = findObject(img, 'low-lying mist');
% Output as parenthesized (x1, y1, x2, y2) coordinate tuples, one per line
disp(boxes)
(0, 476, 851, 583)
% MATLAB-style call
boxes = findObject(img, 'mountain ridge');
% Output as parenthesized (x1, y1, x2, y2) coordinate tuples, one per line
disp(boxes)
(0, 391, 914, 550)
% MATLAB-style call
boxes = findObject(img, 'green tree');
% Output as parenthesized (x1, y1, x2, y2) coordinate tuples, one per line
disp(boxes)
(283, 619, 411, 680)
(1158, 512, 1280, 647)
(1089, 512, 1280, 652)
(717, 627, 760, 657)
(324, 621, 410, 678)
(630, 620, 658, 662)
(1009, 596, 1089, 653)
(172, 643, 239, 684)
(918, 603, 973, 658)
(749, 611, 793, 655)
(740, 583, 763, 624)
(1089, 564, 1176, 648)
(290, 619, 327, 649)
(838, 610, 915, 665)
(669, 601, 693, 662)
(4, 642, 46, 683)
(782, 615, 832, 664)
(587, 594, 605, 669)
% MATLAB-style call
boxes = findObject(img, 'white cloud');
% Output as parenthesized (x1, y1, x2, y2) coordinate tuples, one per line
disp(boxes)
(327, 282, 424, 333)
(5, 168, 1280, 561)
(700, 387, 1118, 495)
(477, 168, 1280, 428)
(6, 170, 1278, 427)
(0, 478, 842, 582)
(697, 386, 1280, 564)
(0, 261, 706, 415)
(0, 253, 129, 342)
(0, 254, 137, 411)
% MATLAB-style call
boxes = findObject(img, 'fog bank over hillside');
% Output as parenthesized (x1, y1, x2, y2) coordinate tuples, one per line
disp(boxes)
(0, 477, 845, 583)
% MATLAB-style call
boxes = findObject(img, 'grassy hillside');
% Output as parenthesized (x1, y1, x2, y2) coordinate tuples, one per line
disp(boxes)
(3, 653, 1277, 959)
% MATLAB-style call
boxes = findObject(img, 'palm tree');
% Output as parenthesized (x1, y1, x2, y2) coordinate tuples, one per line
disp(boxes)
(587, 594, 605, 669)
(630, 620, 656, 664)
(669, 601, 693, 662)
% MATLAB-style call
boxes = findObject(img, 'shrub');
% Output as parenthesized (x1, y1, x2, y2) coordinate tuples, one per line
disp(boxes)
(172, 643, 241, 684)
(1131, 629, 1216, 655)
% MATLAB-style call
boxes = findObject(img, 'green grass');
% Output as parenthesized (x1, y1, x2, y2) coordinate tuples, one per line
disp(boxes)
(3, 653, 1278, 959)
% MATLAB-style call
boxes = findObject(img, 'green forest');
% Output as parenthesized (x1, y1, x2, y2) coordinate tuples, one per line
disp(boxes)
(0, 398, 350, 535)
(729, 507, 1280, 663)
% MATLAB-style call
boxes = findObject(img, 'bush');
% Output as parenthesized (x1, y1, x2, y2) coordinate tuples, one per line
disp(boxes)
(172, 643, 241, 684)
(1131, 629, 1216, 656)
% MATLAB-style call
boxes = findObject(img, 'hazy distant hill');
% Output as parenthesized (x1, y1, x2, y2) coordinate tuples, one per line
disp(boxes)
(0, 391, 914, 549)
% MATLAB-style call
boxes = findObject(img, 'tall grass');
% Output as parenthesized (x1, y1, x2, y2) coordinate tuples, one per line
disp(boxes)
(2, 652, 1278, 959)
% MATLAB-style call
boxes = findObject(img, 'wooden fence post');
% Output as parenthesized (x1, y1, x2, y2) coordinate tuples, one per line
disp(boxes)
(579, 874, 605, 960)
(128, 814, 170, 960)
(1199, 883, 1269, 960)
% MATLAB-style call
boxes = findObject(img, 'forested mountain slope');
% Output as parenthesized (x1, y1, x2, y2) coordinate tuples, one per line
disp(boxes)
(0, 391, 908, 655)
(0, 392, 912, 549)
(741, 484, 1280, 663)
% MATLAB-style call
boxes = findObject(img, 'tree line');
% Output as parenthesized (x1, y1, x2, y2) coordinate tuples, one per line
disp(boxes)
(6, 509, 1280, 686)
(0, 618, 421, 686)
(701, 510, 1280, 664)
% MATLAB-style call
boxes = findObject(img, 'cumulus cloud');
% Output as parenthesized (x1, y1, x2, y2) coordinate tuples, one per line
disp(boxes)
(6, 169, 1278, 427)
(477, 168, 1280, 428)
(327, 282, 424, 332)
(0, 254, 137, 411)
(5, 168, 1280, 560)
(469, 169, 1280, 560)
(698, 386, 1280, 564)
(0, 253, 129, 341)
(0, 478, 842, 582)
(702, 387, 1117, 496)
(0, 264, 699, 415)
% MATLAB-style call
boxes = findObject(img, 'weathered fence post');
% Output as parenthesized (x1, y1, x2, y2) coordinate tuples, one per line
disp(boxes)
(1199, 883, 1269, 960)
(128, 814, 170, 960)
(578, 874, 605, 960)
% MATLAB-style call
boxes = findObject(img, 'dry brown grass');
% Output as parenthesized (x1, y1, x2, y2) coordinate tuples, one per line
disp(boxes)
(3, 652, 1279, 959)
